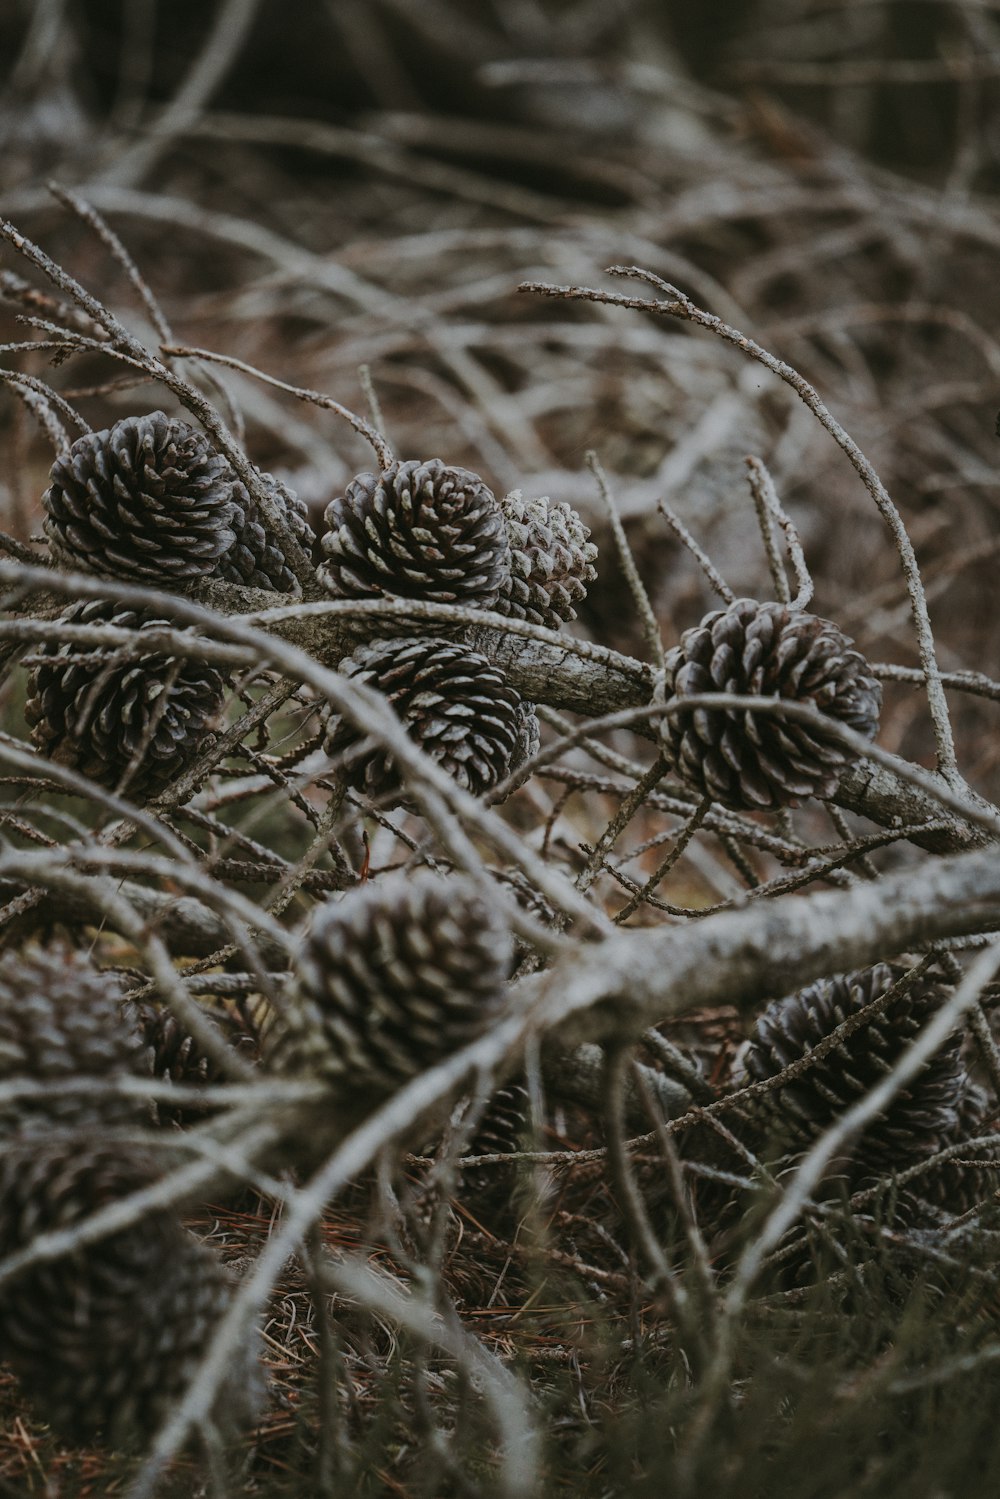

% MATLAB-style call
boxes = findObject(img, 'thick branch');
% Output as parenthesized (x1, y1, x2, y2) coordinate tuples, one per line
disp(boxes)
(0, 877, 288, 961)
(226, 590, 992, 855)
(1, 570, 989, 855)
(533, 840, 1000, 1047)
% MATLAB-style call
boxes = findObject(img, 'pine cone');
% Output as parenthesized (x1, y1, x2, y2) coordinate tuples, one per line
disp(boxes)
(655, 598, 882, 810)
(0, 1134, 262, 1450)
(766, 1179, 938, 1293)
(324, 636, 539, 803)
(214, 472, 315, 593)
(494, 491, 597, 628)
(918, 1081, 1000, 1216)
(25, 599, 228, 799)
(0, 945, 146, 1134)
(319, 458, 512, 608)
(269, 871, 513, 1095)
(43, 412, 241, 584)
(135, 999, 259, 1124)
(459, 1080, 530, 1199)
(735, 964, 964, 1179)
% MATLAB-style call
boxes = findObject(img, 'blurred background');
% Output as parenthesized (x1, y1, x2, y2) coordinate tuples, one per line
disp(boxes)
(2, 0, 1000, 785)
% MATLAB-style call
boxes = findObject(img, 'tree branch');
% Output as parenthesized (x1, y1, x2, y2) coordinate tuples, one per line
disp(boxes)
(2, 566, 984, 856)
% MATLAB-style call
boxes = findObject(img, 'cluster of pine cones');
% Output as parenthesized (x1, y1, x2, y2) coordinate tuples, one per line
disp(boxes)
(8, 405, 958, 1460)
(30, 414, 599, 804)
(0, 870, 520, 1449)
(0, 947, 262, 1449)
(30, 407, 889, 814)
(12, 411, 602, 1450)
(316, 460, 601, 800)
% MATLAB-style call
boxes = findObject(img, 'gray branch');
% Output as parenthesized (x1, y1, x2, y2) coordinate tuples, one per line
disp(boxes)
(3, 566, 988, 856)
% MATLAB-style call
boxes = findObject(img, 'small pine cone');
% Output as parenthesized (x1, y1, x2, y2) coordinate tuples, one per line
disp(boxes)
(735, 964, 964, 1179)
(319, 458, 512, 608)
(494, 490, 597, 628)
(655, 598, 882, 811)
(0, 945, 146, 1134)
(0, 1134, 262, 1450)
(140, 1005, 214, 1088)
(214, 473, 315, 593)
(43, 412, 241, 584)
(269, 871, 513, 1096)
(466, 1082, 530, 1159)
(24, 599, 228, 799)
(324, 636, 539, 803)
(460, 1080, 530, 1199)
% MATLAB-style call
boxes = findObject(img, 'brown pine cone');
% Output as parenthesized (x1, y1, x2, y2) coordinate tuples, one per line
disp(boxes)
(459, 1079, 531, 1201)
(734, 963, 964, 1180)
(319, 458, 512, 608)
(0, 945, 146, 1134)
(917, 1081, 1000, 1216)
(268, 871, 512, 1098)
(43, 412, 241, 584)
(494, 490, 597, 628)
(655, 598, 882, 811)
(24, 599, 228, 799)
(0, 1134, 262, 1450)
(135, 999, 260, 1123)
(214, 472, 314, 594)
(325, 635, 539, 803)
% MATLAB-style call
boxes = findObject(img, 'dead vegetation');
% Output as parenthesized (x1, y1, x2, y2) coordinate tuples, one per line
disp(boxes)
(3, 3, 1000, 1496)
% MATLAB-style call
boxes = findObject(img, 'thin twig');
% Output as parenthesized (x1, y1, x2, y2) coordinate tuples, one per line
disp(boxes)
(657, 498, 734, 604)
(163, 343, 394, 469)
(744, 454, 813, 608)
(586, 449, 664, 666)
(518, 268, 961, 783)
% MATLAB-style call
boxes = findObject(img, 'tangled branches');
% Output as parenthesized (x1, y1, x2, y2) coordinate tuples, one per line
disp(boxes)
(1, 192, 1000, 1498)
